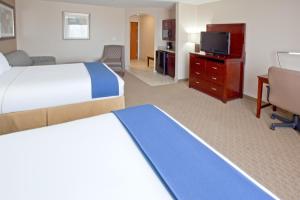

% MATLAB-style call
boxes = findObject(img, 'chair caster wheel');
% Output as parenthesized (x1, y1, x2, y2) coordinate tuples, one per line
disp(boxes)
(270, 125, 275, 130)
(271, 114, 276, 119)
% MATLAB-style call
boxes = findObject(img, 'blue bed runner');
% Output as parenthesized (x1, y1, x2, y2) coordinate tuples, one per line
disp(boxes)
(84, 62, 119, 98)
(113, 105, 275, 200)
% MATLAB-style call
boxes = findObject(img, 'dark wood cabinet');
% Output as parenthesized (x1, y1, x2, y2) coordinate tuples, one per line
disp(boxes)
(189, 23, 245, 103)
(162, 19, 176, 41)
(155, 50, 175, 78)
(167, 52, 175, 78)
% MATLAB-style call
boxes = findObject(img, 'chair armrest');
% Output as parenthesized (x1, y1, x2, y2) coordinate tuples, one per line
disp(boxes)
(121, 46, 125, 69)
(31, 56, 56, 66)
(100, 56, 108, 62)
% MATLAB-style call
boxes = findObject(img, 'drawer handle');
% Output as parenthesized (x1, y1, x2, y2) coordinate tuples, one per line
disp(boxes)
(211, 87, 217, 91)
(211, 77, 217, 80)
(195, 72, 201, 75)
(212, 67, 218, 70)
(196, 63, 200, 65)
(196, 81, 200, 84)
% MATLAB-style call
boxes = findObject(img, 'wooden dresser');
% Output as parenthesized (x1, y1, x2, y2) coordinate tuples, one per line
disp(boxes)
(189, 23, 246, 103)
(189, 53, 244, 103)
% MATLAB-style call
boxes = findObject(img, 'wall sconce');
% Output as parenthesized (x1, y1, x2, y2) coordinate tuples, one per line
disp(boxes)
(188, 33, 201, 53)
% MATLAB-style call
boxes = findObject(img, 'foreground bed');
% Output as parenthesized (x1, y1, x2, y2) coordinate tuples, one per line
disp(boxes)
(0, 105, 278, 200)
(0, 62, 124, 134)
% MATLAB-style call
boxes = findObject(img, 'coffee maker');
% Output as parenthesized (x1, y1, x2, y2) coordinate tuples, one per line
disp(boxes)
(166, 42, 173, 50)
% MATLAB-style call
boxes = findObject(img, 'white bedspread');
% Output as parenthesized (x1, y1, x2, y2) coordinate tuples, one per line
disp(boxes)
(0, 107, 279, 200)
(0, 113, 173, 200)
(0, 63, 124, 114)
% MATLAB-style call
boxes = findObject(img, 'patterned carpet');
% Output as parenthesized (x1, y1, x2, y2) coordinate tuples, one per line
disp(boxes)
(124, 72, 300, 200)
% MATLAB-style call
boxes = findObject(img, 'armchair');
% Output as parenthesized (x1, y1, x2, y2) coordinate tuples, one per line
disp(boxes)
(5, 50, 56, 66)
(268, 67, 300, 131)
(31, 56, 56, 66)
(100, 45, 125, 77)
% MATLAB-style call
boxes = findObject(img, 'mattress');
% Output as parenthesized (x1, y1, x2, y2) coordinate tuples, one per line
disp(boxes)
(0, 63, 124, 114)
(0, 106, 278, 200)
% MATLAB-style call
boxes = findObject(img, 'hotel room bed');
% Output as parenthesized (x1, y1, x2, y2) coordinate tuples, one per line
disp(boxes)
(0, 62, 125, 134)
(0, 105, 279, 200)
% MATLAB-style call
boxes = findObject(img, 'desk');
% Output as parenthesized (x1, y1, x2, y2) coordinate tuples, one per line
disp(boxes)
(256, 75, 276, 118)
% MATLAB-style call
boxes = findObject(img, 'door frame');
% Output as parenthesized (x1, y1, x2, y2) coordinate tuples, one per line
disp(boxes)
(130, 21, 140, 60)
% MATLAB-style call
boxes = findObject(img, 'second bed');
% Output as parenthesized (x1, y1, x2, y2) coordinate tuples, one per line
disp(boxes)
(0, 62, 125, 134)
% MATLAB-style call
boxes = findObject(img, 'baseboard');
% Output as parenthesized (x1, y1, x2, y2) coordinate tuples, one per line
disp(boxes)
(243, 94, 255, 101)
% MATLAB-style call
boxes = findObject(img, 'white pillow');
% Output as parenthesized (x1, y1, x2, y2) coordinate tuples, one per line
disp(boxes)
(0, 53, 11, 75)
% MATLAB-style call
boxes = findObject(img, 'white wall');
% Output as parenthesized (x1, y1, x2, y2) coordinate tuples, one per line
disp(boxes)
(175, 3, 199, 80)
(16, 0, 125, 63)
(196, 0, 300, 98)
(169, 4, 176, 19)
(125, 7, 171, 67)
(139, 15, 155, 61)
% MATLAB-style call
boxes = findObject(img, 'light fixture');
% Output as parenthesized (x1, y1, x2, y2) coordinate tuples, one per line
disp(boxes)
(277, 51, 300, 67)
(277, 51, 300, 55)
(288, 52, 300, 55)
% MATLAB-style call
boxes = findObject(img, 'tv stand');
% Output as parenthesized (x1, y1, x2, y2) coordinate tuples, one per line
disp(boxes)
(189, 24, 246, 103)
(205, 52, 217, 57)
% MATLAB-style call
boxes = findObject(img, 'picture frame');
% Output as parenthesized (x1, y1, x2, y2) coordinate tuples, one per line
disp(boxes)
(0, 1, 15, 40)
(63, 11, 90, 40)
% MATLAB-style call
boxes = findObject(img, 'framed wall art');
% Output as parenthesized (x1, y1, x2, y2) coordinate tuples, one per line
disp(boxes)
(63, 12, 90, 40)
(0, 1, 15, 40)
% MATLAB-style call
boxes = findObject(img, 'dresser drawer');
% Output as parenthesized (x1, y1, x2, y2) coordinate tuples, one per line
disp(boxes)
(206, 82, 224, 97)
(190, 69, 204, 79)
(189, 77, 206, 91)
(206, 60, 225, 75)
(190, 56, 205, 71)
(206, 73, 224, 85)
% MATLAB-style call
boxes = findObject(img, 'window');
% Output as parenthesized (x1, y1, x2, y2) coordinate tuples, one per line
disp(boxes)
(63, 12, 90, 40)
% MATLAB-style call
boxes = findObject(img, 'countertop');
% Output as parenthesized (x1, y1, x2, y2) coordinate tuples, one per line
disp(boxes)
(157, 48, 175, 54)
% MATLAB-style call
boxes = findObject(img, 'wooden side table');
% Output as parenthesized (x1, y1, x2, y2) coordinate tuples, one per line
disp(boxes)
(147, 56, 154, 67)
(256, 75, 276, 118)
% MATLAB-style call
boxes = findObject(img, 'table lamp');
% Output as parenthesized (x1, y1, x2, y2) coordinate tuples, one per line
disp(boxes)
(188, 33, 201, 53)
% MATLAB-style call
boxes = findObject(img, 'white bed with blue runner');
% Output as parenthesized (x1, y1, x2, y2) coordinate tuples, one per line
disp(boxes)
(0, 105, 279, 200)
(0, 62, 124, 114)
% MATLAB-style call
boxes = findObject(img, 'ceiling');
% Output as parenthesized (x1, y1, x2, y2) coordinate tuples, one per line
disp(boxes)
(44, 0, 220, 8)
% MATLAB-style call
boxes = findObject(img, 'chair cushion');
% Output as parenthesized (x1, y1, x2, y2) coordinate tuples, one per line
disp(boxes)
(103, 58, 122, 66)
(5, 50, 33, 66)
(0, 53, 11, 75)
(31, 56, 56, 65)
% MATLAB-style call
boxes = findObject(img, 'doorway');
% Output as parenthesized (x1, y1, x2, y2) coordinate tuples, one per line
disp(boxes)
(130, 22, 138, 60)
(129, 14, 155, 70)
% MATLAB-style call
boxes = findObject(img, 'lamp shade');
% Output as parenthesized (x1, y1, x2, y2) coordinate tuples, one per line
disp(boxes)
(188, 33, 200, 44)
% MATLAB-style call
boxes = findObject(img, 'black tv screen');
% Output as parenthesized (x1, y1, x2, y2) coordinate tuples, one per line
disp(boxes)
(201, 32, 231, 55)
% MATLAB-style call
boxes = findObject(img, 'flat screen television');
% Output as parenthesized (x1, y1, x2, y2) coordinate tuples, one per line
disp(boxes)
(201, 32, 231, 55)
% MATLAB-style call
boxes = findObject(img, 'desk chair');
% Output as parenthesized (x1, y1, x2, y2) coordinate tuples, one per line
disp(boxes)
(268, 67, 300, 130)
(100, 45, 125, 77)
